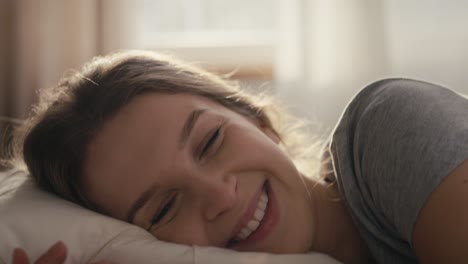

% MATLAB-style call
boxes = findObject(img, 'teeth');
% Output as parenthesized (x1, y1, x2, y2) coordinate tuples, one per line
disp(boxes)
(254, 208, 264, 221)
(258, 200, 267, 210)
(247, 219, 260, 230)
(240, 228, 250, 237)
(235, 188, 269, 241)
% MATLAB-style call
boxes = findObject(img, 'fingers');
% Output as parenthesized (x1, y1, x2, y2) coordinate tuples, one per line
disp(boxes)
(12, 248, 30, 264)
(34, 241, 68, 264)
(12, 241, 109, 264)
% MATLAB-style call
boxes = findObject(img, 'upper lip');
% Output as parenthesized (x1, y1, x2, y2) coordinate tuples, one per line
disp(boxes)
(226, 181, 265, 245)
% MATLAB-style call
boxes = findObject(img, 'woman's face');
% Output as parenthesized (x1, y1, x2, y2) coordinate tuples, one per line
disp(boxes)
(83, 93, 315, 253)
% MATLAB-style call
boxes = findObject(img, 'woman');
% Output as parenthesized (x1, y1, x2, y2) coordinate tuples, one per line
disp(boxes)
(8, 51, 468, 264)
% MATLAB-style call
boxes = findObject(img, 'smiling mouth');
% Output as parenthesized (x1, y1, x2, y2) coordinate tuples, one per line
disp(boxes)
(235, 184, 268, 241)
(227, 181, 273, 248)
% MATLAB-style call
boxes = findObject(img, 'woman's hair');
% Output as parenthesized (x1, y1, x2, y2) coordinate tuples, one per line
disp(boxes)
(8, 50, 327, 210)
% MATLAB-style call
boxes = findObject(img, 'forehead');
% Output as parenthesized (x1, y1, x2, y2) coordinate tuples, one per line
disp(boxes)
(107, 92, 225, 131)
(120, 93, 215, 119)
(85, 92, 223, 171)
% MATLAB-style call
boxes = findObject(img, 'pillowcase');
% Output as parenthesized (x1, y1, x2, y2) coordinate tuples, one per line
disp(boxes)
(0, 170, 341, 264)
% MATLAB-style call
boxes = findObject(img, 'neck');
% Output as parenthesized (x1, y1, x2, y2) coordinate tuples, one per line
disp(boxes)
(307, 180, 374, 264)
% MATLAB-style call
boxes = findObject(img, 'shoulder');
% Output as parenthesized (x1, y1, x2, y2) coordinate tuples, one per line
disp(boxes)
(413, 160, 468, 263)
(344, 78, 468, 263)
(332, 78, 450, 142)
(349, 78, 460, 110)
(331, 77, 468, 250)
(335, 77, 466, 138)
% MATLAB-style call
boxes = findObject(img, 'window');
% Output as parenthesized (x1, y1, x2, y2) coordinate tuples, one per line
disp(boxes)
(133, 0, 277, 80)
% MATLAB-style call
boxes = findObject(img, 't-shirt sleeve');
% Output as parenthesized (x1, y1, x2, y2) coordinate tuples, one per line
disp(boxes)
(330, 78, 468, 246)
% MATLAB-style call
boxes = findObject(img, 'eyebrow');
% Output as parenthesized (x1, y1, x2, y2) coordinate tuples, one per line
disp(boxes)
(179, 108, 206, 148)
(127, 183, 159, 223)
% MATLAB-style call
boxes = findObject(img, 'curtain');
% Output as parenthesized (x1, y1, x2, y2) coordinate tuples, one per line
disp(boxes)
(274, 0, 388, 133)
(0, 0, 100, 161)
(274, 0, 468, 133)
(0, 0, 141, 147)
(0, 0, 101, 120)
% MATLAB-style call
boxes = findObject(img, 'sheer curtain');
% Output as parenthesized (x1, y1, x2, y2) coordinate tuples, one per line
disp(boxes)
(1, 0, 144, 119)
(0, 0, 141, 160)
(0, 0, 99, 120)
(275, 0, 388, 133)
(275, 0, 468, 132)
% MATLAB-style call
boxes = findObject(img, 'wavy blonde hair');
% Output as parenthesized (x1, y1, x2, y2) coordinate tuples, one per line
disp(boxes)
(9, 50, 328, 210)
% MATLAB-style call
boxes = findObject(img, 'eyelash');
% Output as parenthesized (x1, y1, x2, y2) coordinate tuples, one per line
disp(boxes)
(148, 196, 176, 230)
(199, 124, 222, 159)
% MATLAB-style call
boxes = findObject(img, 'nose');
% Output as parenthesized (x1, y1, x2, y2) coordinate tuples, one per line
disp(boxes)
(197, 173, 238, 221)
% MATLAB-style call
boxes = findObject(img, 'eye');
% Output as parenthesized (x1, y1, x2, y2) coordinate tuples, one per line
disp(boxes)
(148, 196, 176, 230)
(199, 125, 221, 158)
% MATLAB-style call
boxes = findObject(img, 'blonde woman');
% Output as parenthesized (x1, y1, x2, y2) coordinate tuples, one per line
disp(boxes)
(8, 51, 468, 264)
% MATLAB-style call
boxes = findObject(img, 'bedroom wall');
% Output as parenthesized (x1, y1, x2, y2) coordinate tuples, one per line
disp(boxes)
(274, 0, 468, 136)
(384, 0, 468, 95)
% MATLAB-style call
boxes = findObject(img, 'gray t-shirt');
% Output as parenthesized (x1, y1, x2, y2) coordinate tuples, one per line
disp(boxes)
(329, 78, 468, 263)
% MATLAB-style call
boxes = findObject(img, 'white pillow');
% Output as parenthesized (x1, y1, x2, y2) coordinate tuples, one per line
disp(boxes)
(0, 170, 341, 264)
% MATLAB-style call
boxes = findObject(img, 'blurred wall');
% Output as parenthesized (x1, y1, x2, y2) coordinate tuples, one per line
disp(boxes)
(275, 0, 468, 135)
(275, 0, 389, 135)
(385, 0, 468, 93)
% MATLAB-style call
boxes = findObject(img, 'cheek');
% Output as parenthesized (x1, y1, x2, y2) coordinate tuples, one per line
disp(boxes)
(228, 125, 308, 205)
(152, 208, 212, 246)
(225, 123, 283, 161)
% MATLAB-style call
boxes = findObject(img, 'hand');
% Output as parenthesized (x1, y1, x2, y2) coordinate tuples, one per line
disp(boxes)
(12, 241, 112, 264)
